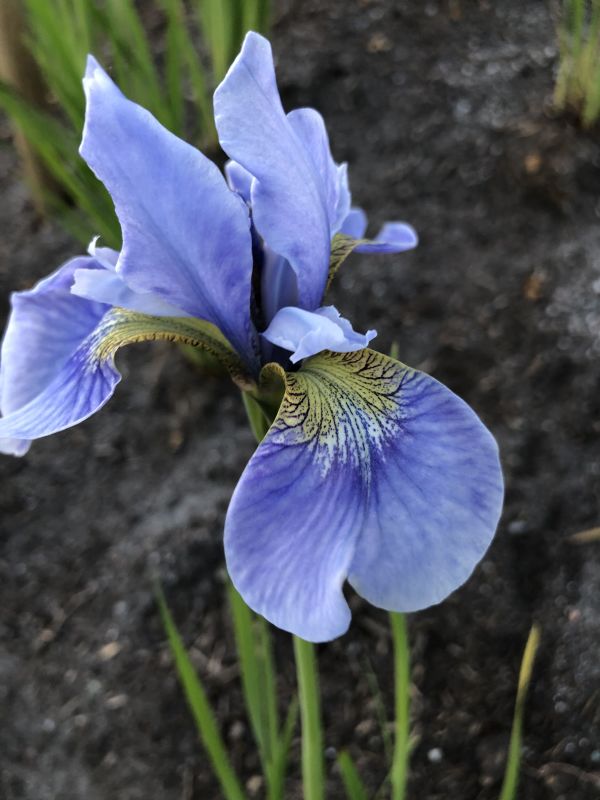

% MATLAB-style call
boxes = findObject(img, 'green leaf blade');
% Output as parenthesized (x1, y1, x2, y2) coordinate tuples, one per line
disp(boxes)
(498, 624, 541, 800)
(156, 586, 247, 800)
(338, 752, 369, 800)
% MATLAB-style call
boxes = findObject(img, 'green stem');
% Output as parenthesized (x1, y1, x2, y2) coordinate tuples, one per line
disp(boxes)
(293, 636, 324, 800)
(390, 612, 410, 800)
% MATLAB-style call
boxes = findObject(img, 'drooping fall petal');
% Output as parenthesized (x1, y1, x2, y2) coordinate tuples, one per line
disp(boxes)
(225, 350, 503, 641)
(0, 308, 253, 447)
(0, 257, 108, 455)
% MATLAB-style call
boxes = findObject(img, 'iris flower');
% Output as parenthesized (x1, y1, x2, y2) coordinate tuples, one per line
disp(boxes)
(0, 33, 503, 641)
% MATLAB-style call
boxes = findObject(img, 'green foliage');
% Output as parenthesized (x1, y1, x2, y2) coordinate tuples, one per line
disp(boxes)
(228, 584, 298, 800)
(198, 0, 270, 83)
(499, 625, 541, 800)
(242, 390, 274, 443)
(293, 636, 325, 800)
(337, 752, 369, 800)
(0, 0, 270, 246)
(156, 585, 247, 800)
(157, 402, 538, 800)
(555, 0, 600, 127)
(158, 584, 297, 800)
(390, 612, 411, 800)
(160, 581, 540, 800)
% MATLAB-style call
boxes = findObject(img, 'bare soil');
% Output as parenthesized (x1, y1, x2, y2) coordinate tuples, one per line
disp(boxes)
(1, 1, 599, 798)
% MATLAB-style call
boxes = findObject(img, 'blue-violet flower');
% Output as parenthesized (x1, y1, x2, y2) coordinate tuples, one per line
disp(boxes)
(0, 33, 503, 642)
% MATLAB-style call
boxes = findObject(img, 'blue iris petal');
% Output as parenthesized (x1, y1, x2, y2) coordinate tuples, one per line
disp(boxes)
(339, 210, 418, 254)
(225, 435, 362, 641)
(340, 207, 368, 239)
(214, 32, 348, 311)
(71, 267, 188, 317)
(260, 249, 299, 326)
(262, 305, 376, 363)
(354, 221, 418, 254)
(224, 160, 253, 202)
(87, 237, 119, 270)
(348, 372, 503, 611)
(0, 332, 120, 444)
(0, 257, 109, 454)
(225, 351, 504, 641)
(286, 108, 351, 235)
(80, 56, 258, 370)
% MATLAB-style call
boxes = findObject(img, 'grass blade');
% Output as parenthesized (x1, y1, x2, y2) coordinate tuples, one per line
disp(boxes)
(104, 0, 172, 129)
(160, 0, 187, 135)
(338, 751, 369, 800)
(270, 698, 299, 799)
(498, 624, 542, 800)
(0, 80, 120, 245)
(156, 586, 247, 800)
(23, 0, 87, 127)
(555, 0, 600, 126)
(0, 0, 54, 210)
(241, 0, 271, 35)
(197, 0, 232, 83)
(257, 0, 272, 34)
(229, 583, 297, 800)
(228, 584, 272, 757)
(362, 654, 393, 763)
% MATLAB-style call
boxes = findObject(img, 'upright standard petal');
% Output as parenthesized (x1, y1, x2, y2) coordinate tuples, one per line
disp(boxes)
(214, 33, 344, 310)
(287, 108, 351, 234)
(225, 350, 503, 641)
(0, 257, 108, 455)
(80, 56, 258, 370)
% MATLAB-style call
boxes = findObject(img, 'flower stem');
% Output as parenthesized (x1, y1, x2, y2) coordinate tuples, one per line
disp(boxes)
(390, 612, 411, 800)
(293, 636, 324, 800)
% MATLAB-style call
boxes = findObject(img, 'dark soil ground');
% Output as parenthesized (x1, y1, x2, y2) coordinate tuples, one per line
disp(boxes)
(1, 1, 599, 798)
